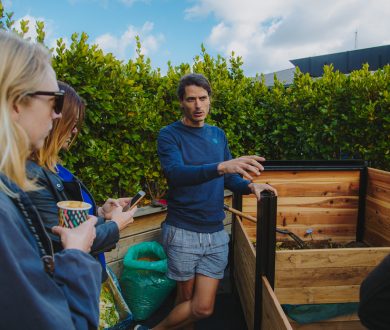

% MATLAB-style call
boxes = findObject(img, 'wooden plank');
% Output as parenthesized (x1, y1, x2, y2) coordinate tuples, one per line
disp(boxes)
(262, 276, 292, 330)
(364, 228, 390, 247)
(257, 170, 360, 182)
(367, 167, 390, 202)
(253, 181, 360, 197)
(275, 208, 357, 226)
(242, 205, 358, 227)
(107, 259, 125, 279)
(364, 168, 390, 246)
(275, 247, 390, 270)
(366, 196, 390, 216)
(244, 224, 357, 244)
(234, 218, 256, 330)
(105, 228, 162, 263)
(367, 178, 390, 203)
(364, 197, 390, 246)
(119, 210, 166, 239)
(275, 285, 360, 304)
(275, 266, 373, 288)
(243, 196, 359, 210)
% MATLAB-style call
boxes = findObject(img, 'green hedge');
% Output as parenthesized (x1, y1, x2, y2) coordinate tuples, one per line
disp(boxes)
(2, 4, 389, 202)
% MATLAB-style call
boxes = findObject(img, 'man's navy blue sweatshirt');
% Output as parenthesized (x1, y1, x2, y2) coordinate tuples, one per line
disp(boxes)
(157, 120, 251, 233)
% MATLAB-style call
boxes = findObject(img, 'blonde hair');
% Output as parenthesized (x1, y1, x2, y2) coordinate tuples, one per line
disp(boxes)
(0, 30, 52, 195)
(32, 81, 85, 172)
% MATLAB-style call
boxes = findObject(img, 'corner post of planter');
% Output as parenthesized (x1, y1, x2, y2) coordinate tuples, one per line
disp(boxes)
(356, 162, 368, 242)
(253, 190, 277, 330)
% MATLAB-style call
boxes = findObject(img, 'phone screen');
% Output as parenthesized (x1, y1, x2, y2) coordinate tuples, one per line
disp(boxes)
(123, 190, 146, 212)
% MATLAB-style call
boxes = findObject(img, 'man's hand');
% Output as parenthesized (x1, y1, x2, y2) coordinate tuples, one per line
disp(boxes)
(52, 216, 97, 253)
(248, 183, 278, 201)
(217, 155, 265, 180)
(99, 197, 131, 219)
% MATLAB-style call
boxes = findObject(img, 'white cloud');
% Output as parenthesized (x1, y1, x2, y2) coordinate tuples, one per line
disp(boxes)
(14, 15, 55, 42)
(94, 21, 164, 60)
(186, 0, 390, 75)
(120, 0, 150, 6)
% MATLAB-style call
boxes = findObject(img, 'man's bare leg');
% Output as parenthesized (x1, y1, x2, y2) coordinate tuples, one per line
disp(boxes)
(175, 277, 195, 305)
(152, 274, 219, 330)
(174, 278, 195, 330)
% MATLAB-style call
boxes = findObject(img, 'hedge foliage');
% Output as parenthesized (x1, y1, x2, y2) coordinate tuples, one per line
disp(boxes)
(1, 3, 389, 202)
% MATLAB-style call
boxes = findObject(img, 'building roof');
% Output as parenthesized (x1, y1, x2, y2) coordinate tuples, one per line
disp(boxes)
(263, 68, 295, 87)
(263, 44, 390, 86)
(291, 44, 390, 77)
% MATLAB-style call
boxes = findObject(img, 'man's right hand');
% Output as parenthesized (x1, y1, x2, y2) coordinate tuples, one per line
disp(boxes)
(217, 155, 265, 180)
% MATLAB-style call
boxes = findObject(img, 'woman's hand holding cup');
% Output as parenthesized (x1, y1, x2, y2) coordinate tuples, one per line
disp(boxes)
(52, 216, 97, 253)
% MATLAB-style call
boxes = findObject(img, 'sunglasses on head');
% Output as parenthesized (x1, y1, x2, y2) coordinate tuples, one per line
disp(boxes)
(25, 90, 65, 114)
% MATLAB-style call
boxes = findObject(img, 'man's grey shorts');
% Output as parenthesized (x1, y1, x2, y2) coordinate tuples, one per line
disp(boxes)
(161, 223, 230, 281)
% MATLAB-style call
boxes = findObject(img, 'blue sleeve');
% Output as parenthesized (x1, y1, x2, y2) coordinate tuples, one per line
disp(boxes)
(223, 137, 252, 195)
(53, 250, 101, 329)
(91, 221, 119, 253)
(0, 204, 100, 330)
(157, 128, 221, 187)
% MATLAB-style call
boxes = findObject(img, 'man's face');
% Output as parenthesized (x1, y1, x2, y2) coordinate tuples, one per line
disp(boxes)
(180, 85, 210, 127)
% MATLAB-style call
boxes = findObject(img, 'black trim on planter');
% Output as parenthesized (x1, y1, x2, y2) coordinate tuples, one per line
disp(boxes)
(263, 159, 366, 171)
(253, 190, 277, 330)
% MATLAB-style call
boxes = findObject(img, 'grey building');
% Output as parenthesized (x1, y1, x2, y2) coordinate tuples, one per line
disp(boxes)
(264, 44, 390, 87)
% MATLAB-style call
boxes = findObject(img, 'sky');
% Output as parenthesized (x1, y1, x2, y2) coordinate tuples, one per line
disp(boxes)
(4, 0, 390, 76)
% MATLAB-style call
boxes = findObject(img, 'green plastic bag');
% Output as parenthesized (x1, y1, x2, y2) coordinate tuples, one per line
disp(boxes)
(120, 241, 176, 321)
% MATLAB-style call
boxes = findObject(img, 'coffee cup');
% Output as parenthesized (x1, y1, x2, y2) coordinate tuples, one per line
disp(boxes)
(57, 201, 92, 228)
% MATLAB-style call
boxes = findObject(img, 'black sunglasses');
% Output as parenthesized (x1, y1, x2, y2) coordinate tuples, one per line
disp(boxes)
(26, 90, 65, 114)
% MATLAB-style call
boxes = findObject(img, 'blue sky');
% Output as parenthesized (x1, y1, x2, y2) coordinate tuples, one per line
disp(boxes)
(4, 0, 390, 76)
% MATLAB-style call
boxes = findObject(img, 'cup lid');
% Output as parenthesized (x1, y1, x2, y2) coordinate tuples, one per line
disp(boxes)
(57, 201, 92, 210)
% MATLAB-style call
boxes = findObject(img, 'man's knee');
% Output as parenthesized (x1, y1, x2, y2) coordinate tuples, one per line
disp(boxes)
(191, 302, 214, 319)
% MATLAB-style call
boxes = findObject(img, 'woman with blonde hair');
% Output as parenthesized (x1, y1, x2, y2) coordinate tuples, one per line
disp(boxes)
(0, 30, 100, 329)
(28, 81, 137, 281)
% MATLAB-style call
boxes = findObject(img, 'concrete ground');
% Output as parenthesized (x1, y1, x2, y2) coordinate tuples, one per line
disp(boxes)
(136, 267, 248, 330)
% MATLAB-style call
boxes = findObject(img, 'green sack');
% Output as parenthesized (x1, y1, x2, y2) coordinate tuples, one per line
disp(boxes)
(120, 241, 176, 321)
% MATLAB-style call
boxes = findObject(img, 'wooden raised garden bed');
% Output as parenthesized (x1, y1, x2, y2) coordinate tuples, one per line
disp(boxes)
(232, 160, 390, 330)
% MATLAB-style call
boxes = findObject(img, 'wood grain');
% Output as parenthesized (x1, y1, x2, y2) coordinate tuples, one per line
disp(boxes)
(262, 276, 292, 330)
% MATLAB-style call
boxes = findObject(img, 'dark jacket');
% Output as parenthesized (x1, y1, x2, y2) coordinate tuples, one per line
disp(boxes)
(359, 253, 390, 330)
(0, 173, 100, 329)
(26, 160, 119, 255)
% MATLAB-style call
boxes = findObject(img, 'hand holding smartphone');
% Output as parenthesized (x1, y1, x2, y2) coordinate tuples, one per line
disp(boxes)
(122, 190, 146, 212)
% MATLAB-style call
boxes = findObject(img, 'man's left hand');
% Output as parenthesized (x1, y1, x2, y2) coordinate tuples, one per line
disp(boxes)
(248, 183, 278, 201)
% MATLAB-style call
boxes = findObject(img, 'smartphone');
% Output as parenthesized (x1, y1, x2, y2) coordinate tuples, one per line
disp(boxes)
(122, 190, 146, 212)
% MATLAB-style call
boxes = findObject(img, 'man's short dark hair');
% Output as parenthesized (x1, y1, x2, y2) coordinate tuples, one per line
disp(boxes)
(177, 73, 212, 100)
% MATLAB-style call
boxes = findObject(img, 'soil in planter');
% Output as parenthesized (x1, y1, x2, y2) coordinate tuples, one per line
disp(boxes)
(253, 239, 369, 250)
(276, 239, 369, 250)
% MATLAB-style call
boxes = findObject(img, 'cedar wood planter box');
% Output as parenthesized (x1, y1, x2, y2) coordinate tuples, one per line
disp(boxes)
(232, 160, 390, 330)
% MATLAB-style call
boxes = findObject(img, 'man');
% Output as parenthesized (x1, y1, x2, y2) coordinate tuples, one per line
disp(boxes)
(135, 73, 277, 330)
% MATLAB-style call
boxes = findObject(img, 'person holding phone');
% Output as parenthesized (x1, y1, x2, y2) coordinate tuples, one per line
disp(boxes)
(134, 74, 277, 330)
(27, 81, 138, 279)
(0, 30, 100, 329)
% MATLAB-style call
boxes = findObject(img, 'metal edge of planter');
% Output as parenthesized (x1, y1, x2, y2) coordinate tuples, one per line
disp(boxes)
(253, 190, 277, 330)
(263, 159, 367, 171)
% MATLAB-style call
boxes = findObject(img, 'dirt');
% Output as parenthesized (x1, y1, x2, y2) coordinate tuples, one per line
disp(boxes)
(253, 240, 369, 250)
